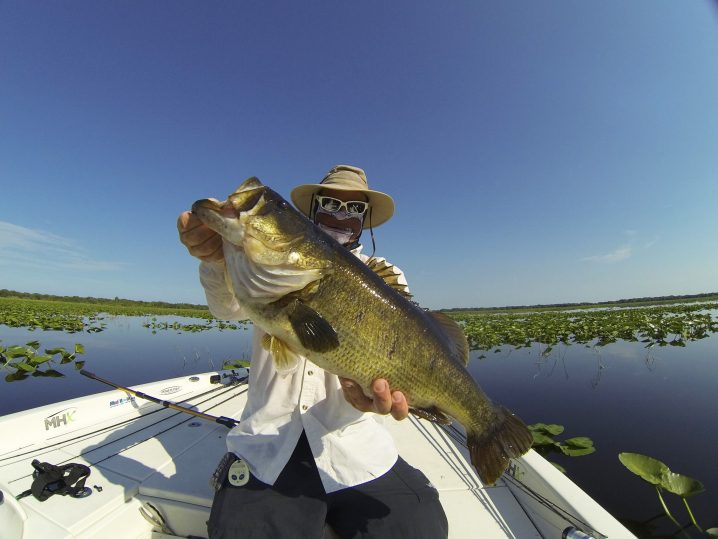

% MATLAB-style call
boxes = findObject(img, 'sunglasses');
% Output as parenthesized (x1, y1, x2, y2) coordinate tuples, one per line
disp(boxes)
(315, 195, 369, 215)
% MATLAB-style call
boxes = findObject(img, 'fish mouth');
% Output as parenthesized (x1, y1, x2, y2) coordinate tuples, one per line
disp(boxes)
(193, 198, 220, 213)
(191, 198, 243, 243)
(192, 198, 238, 218)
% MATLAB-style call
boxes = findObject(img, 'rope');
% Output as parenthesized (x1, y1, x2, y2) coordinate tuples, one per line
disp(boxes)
(439, 423, 608, 539)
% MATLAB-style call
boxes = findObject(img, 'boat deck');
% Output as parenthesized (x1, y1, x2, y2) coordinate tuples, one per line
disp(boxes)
(0, 371, 632, 538)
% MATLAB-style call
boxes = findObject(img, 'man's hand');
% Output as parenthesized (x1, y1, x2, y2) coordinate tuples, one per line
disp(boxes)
(177, 211, 224, 262)
(340, 378, 409, 421)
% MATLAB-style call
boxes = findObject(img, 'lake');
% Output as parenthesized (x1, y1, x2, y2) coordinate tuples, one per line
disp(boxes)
(1, 311, 717, 537)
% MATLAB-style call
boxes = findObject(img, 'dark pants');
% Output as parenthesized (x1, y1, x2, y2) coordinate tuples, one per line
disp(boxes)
(208, 431, 449, 539)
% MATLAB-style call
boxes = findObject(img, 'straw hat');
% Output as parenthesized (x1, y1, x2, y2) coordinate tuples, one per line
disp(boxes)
(290, 165, 395, 227)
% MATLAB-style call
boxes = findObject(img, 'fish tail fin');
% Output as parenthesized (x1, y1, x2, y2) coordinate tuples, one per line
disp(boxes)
(467, 408, 533, 485)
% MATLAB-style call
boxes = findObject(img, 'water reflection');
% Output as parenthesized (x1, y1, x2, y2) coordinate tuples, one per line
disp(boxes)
(0, 315, 253, 416)
(471, 335, 718, 537)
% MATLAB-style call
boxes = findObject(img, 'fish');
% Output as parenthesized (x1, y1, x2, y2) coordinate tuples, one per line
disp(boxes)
(191, 177, 533, 485)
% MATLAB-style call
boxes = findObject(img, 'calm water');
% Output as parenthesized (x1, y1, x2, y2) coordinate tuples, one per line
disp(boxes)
(2, 314, 717, 536)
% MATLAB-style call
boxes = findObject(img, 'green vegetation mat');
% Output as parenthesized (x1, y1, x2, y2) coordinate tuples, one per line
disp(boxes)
(447, 302, 718, 355)
(0, 297, 230, 333)
(1, 295, 717, 354)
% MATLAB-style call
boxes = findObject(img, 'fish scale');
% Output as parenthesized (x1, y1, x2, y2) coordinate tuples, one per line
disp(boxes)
(191, 177, 533, 485)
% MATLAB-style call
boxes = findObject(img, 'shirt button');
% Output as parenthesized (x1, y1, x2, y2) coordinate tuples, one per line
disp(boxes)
(302, 405, 308, 411)
(307, 370, 314, 376)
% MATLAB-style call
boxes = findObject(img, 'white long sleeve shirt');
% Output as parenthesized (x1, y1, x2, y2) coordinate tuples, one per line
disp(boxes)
(199, 246, 410, 493)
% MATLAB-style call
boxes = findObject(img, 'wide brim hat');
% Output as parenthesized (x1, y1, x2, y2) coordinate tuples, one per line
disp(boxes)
(290, 165, 395, 227)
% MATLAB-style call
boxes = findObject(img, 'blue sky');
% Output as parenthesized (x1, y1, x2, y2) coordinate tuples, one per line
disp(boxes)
(1, 1, 716, 309)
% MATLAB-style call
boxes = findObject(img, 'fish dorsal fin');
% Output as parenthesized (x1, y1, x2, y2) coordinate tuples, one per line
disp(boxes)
(428, 311, 470, 365)
(365, 257, 412, 299)
(410, 406, 453, 425)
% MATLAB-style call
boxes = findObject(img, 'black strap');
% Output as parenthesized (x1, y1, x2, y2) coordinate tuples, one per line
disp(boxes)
(16, 459, 92, 502)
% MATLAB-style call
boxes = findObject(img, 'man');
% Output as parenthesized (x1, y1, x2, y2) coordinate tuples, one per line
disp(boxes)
(177, 165, 448, 538)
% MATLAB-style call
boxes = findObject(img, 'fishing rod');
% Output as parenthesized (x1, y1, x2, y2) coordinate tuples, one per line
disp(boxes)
(80, 370, 240, 429)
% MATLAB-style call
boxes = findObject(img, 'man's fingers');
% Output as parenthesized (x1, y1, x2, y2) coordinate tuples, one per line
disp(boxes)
(177, 211, 202, 234)
(177, 211, 224, 261)
(193, 234, 224, 260)
(371, 379, 392, 415)
(340, 378, 373, 412)
(340, 378, 410, 421)
(180, 220, 214, 245)
(389, 391, 409, 421)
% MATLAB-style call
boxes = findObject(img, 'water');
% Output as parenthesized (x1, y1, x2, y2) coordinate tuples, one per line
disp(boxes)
(470, 335, 718, 537)
(0, 315, 254, 415)
(2, 314, 717, 536)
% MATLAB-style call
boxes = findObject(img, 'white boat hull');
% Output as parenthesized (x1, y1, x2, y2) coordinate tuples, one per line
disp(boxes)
(0, 371, 635, 538)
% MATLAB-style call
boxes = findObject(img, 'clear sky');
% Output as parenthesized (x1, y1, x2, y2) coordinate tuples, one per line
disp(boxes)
(1, 1, 716, 310)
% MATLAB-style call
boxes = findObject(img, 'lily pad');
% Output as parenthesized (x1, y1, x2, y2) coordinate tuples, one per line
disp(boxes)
(563, 437, 594, 449)
(618, 452, 667, 485)
(14, 362, 37, 372)
(661, 470, 704, 497)
(531, 431, 557, 447)
(5, 346, 30, 359)
(560, 445, 596, 457)
(30, 354, 53, 365)
(528, 423, 564, 436)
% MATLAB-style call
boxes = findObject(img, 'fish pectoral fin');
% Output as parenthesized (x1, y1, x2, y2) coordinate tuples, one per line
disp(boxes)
(262, 333, 300, 373)
(409, 406, 453, 425)
(427, 311, 470, 365)
(287, 301, 339, 353)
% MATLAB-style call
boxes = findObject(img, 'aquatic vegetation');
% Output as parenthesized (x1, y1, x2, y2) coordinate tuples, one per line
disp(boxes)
(0, 297, 243, 334)
(619, 452, 718, 537)
(0, 298, 96, 332)
(449, 303, 718, 355)
(143, 317, 248, 334)
(528, 423, 595, 473)
(0, 339, 86, 382)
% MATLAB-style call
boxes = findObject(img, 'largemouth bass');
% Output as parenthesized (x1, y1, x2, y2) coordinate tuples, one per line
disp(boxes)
(191, 177, 532, 485)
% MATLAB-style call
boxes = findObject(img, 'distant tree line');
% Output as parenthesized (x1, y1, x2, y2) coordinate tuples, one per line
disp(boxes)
(442, 292, 718, 313)
(3, 288, 715, 314)
(0, 289, 209, 311)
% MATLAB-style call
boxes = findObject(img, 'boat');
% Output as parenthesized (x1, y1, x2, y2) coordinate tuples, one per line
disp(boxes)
(0, 369, 636, 538)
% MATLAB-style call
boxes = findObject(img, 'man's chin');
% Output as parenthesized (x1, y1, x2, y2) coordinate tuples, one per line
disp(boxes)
(317, 223, 360, 245)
